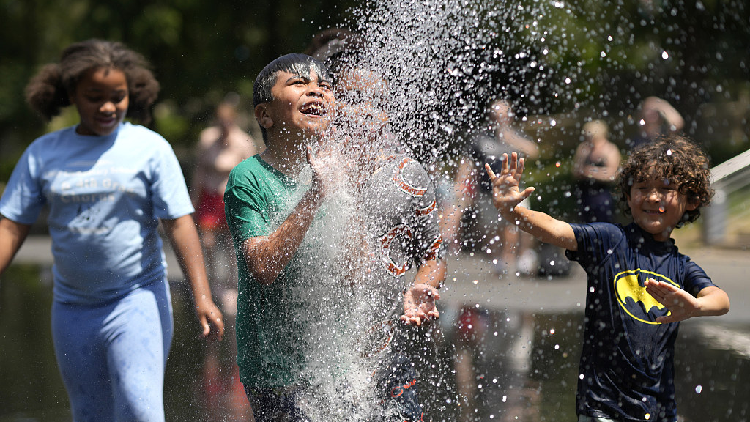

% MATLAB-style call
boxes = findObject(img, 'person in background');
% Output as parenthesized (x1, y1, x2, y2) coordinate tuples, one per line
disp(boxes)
(485, 135, 729, 422)
(448, 99, 539, 275)
(631, 96, 684, 150)
(572, 120, 621, 223)
(191, 98, 259, 420)
(0, 39, 223, 422)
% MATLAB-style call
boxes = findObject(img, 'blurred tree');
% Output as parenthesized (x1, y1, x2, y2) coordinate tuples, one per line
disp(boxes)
(533, 0, 750, 159)
(0, 0, 358, 181)
(1, 0, 749, 183)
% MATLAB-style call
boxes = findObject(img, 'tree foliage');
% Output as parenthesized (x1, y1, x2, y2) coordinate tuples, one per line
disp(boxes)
(1, 0, 749, 182)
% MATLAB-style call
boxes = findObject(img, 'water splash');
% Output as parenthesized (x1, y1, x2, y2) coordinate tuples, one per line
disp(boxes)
(287, 0, 558, 420)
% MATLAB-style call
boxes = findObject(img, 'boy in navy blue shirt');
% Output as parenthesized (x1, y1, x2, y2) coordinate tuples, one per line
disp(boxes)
(485, 135, 730, 422)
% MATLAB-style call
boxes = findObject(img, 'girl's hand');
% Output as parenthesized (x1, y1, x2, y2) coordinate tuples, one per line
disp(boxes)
(195, 295, 225, 340)
(484, 152, 535, 214)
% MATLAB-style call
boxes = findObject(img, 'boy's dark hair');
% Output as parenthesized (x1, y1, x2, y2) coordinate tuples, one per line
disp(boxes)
(618, 135, 713, 226)
(25, 39, 160, 124)
(252, 53, 329, 143)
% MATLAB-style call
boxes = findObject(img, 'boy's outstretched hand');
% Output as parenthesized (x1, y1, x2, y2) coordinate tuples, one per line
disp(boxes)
(646, 278, 730, 323)
(645, 278, 702, 323)
(485, 152, 535, 214)
(401, 283, 440, 326)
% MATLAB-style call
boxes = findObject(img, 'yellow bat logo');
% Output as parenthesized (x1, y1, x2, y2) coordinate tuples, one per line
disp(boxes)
(614, 269, 675, 324)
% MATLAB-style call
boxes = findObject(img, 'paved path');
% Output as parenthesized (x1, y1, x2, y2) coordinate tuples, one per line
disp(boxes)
(14, 236, 750, 324)
(440, 248, 750, 325)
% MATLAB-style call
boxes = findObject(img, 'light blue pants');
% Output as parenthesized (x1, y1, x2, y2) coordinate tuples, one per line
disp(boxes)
(52, 281, 173, 422)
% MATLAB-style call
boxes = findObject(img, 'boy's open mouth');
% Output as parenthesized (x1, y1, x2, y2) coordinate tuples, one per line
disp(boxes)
(300, 101, 326, 116)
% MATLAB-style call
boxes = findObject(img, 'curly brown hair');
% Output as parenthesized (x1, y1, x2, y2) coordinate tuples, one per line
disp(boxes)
(24, 39, 159, 123)
(618, 135, 713, 226)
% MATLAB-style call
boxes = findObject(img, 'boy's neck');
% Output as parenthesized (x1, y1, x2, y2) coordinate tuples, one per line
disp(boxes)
(261, 140, 306, 176)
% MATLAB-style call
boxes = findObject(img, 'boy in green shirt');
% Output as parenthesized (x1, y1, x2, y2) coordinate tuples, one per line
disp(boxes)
(224, 53, 339, 421)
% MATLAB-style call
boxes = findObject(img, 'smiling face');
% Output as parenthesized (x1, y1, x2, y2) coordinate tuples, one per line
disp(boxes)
(627, 176, 698, 242)
(71, 66, 129, 136)
(256, 69, 334, 144)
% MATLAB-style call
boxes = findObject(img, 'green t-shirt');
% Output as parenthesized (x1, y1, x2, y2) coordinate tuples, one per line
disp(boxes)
(224, 155, 315, 389)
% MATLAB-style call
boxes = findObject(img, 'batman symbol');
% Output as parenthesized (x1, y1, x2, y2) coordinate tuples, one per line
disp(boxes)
(614, 269, 675, 324)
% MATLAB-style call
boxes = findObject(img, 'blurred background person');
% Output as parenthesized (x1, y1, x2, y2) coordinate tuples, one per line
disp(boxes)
(630, 96, 684, 150)
(572, 120, 621, 223)
(191, 97, 260, 421)
(447, 99, 539, 275)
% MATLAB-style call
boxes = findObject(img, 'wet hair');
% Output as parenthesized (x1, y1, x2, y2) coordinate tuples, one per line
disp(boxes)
(24, 39, 160, 123)
(305, 28, 356, 60)
(306, 28, 365, 86)
(618, 135, 713, 226)
(252, 53, 329, 142)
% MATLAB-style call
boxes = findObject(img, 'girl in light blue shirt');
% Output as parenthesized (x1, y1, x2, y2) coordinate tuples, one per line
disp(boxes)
(0, 39, 224, 422)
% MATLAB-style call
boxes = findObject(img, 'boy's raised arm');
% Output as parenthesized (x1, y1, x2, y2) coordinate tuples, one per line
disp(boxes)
(241, 146, 341, 285)
(242, 185, 323, 285)
(485, 152, 578, 251)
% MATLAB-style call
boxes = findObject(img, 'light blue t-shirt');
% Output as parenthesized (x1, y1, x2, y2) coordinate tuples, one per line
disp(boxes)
(0, 122, 193, 304)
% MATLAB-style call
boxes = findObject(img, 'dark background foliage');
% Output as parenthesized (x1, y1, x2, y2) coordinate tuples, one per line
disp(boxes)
(1, 0, 748, 181)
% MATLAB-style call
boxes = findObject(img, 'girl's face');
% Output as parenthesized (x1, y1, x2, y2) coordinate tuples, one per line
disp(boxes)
(627, 177, 698, 242)
(71, 67, 129, 136)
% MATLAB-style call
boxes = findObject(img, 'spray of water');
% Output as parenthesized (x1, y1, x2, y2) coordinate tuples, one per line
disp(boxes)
(276, 1, 558, 420)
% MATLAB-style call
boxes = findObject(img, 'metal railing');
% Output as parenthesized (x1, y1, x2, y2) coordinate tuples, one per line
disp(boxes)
(703, 149, 750, 246)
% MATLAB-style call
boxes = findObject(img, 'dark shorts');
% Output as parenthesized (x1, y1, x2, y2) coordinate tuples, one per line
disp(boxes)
(375, 337, 424, 422)
(244, 386, 310, 422)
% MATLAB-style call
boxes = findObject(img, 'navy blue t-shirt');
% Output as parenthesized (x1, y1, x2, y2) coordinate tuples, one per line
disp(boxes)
(566, 223, 716, 422)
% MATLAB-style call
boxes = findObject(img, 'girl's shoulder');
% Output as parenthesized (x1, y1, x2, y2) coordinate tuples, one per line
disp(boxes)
(118, 122, 167, 141)
(26, 126, 79, 153)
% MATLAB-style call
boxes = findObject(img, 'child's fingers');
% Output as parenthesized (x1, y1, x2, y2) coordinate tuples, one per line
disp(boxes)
(485, 163, 496, 180)
(501, 153, 510, 174)
(520, 187, 536, 199)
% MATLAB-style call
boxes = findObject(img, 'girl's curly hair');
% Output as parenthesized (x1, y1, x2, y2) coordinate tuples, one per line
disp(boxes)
(25, 39, 159, 124)
(618, 135, 713, 226)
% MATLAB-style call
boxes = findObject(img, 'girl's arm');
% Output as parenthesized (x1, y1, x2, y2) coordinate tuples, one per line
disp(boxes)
(0, 218, 31, 276)
(161, 214, 224, 340)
